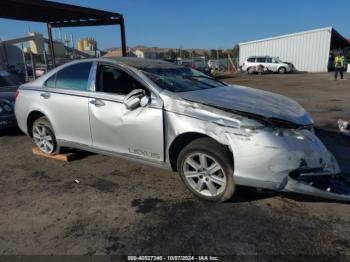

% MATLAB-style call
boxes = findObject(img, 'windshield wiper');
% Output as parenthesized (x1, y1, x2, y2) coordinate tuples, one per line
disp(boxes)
(188, 75, 226, 85)
(182, 75, 226, 87)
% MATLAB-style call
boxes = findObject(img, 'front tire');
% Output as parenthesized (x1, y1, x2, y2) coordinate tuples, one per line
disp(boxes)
(32, 116, 60, 155)
(278, 67, 286, 74)
(177, 138, 235, 202)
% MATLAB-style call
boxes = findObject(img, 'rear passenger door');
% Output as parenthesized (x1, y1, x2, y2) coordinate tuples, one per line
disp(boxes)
(88, 63, 164, 162)
(256, 57, 267, 67)
(42, 62, 93, 146)
(265, 57, 276, 71)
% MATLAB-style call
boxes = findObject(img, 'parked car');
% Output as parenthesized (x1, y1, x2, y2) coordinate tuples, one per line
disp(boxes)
(15, 58, 349, 202)
(0, 70, 22, 130)
(242, 56, 292, 74)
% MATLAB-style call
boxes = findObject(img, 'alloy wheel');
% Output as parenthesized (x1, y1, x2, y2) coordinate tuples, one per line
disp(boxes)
(182, 153, 227, 197)
(33, 125, 55, 154)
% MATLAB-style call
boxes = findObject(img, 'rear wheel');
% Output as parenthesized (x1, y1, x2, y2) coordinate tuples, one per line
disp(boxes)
(32, 116, 60, 155)
(247, 67, 255, 74)
(257, 65, 265, 75)
(177, 138, 235, 202)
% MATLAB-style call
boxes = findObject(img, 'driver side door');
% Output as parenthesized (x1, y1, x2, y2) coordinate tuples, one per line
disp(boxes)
(88, 63, 164, 163)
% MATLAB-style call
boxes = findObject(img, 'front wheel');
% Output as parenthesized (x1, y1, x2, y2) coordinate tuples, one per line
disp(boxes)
(177, 138, 235, 202)
(278, 67, 286, 74)
(32, 116, 60, 155)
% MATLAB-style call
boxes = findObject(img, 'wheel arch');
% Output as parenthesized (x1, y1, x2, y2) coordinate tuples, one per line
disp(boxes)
(26, 110, 48, 137)
(278, 66, 287, 73)
(168, 132, 233, 171)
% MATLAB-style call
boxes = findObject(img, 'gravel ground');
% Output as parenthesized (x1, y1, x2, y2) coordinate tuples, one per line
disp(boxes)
(0, 72, 350, 261)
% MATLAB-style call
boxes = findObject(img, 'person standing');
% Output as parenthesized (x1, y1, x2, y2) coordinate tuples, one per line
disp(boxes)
(334, 52, 345, 80)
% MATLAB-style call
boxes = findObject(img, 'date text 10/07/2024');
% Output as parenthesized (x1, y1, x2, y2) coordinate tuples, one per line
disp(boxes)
(127, 256, 220, 261)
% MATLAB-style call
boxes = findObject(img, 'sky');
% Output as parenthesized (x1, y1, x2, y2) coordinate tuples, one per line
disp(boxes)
(0, 0, 349, 50)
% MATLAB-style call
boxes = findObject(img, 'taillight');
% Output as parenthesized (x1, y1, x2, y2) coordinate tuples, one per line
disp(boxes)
(15, 90, 19, 100)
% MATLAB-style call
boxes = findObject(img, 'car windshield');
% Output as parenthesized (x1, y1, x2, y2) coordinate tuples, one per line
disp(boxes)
(142, 67, 226, 93)
(0, 71, 22, 90)
(273, 57, 283, 63)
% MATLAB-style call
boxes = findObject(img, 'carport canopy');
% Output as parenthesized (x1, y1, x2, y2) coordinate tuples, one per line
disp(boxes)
(331, 29, 350, 50)
(0, 0, 127, 66)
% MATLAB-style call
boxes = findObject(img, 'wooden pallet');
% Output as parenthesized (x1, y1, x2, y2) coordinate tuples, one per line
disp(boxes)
(32, 147, 75, 162)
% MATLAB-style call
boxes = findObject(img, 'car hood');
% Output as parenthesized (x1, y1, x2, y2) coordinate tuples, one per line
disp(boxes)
(177, 85, 313, 126)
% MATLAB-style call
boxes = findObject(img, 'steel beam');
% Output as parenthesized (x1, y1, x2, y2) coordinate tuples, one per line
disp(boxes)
(47, 23, 56, 67)
(120, 17, 127, 57)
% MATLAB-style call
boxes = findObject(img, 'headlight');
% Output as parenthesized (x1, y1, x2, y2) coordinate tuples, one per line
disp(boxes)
(274, 129, 305, 140)
(240, 125, 265, 134)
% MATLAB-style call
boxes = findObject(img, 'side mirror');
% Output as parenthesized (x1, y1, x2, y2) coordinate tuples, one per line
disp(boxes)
(123, 89, 148, 110)
(124, 96, 141, 110)
(140, 95, 150, 107)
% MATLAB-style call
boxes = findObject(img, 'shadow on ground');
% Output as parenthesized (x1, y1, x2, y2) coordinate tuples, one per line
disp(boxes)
(0, 127, 23, 137)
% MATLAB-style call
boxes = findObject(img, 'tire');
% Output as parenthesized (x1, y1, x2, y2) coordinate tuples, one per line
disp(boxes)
(257, 65, 264, 75)
(247, 67, 255, 74)
(278, 67, 286, 74)
(177, 137, 235, 202)
(32, 116, 60, 155)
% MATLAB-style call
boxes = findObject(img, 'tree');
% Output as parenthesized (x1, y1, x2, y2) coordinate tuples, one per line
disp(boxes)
(165, 49, 176, 59)
(210, 49, 217, 59)
(181, 50, 190, 59)
(231, 44, 239, 59)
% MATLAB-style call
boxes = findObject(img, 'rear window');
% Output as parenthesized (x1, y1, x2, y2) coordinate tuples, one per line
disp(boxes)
(247, 57, 256, 62)
(0, 72, 22, 89)
(45, 62, 92, 91)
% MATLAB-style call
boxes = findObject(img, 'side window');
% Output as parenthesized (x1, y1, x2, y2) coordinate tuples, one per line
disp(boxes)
(52, 62, 92, 91)
(266, 57, 272, 63)
(96, 65, 149, 95)
(45, 73, 56, 88)
(247, 57, 256, 62)
(256, 57, 266, 63)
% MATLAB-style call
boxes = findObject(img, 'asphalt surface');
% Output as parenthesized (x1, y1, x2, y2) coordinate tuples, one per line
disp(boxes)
(1, 73, 350, 260)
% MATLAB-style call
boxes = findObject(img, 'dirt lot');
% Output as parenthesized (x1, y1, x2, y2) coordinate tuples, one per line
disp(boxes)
(1, 73, 350, 260)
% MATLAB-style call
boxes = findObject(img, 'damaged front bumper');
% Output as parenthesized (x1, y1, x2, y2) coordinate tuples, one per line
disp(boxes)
(225, 127, 350, 201)
(284, 173, 350, 202)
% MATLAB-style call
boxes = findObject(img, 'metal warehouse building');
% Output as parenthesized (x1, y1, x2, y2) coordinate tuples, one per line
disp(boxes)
(239, 27, 350, 72)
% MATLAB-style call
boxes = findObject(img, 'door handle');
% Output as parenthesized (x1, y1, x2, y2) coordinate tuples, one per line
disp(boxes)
(90, 99, 105, 107)
(40, 92, 50, 99)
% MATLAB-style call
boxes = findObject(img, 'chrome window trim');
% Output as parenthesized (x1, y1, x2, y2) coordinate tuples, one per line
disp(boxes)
(43, 61, 94, 92)
(87, 61, 98, 92)
(20, 86, 91, 99)
(91, 61, 164, 108)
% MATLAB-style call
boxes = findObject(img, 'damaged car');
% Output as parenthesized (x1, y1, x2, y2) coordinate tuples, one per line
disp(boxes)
(14, 58, 349, 202)
(0, 70, 21, 130)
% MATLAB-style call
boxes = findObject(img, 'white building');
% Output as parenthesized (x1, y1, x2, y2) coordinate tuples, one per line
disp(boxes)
(133, 49, 158, 59)
(239, 27, 350, 72)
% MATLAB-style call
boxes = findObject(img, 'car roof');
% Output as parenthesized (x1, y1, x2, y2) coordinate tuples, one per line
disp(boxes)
(102, 57, 183, 70)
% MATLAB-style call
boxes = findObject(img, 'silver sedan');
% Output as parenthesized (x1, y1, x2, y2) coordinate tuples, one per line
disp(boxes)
(15, 58, 350, 202)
